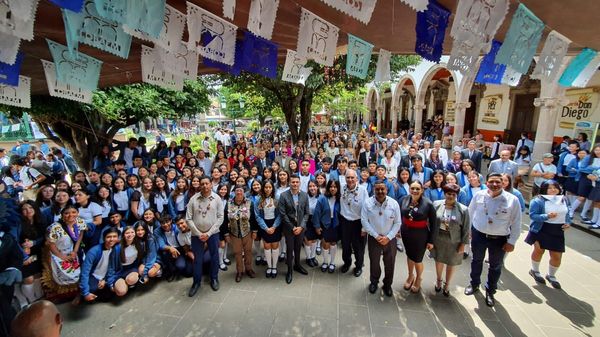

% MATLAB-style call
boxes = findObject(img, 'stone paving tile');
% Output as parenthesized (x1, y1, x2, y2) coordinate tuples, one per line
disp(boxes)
(58, 222, 600, 337)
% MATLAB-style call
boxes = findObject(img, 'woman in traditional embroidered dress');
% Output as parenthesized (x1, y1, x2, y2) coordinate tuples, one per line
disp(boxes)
(41, 205, 87, 301)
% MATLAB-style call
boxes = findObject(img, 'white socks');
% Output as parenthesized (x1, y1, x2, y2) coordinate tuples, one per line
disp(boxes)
(548, 264, 559, 277)
(280, 239, 286, 257)
(22, 283, 36, 303)
(570, 198, 582, 216)
(329, 245, 337, 264)
(531, 260, 540, 273)
(593, 208, 600, 223)
(582, 199, 593, 218)
(322, 249, 330, 265)
(265, 249, 273, 268)
(254, 240, 264, 259)
(218, 247, 225, 265)
(310, 244, 317, 259)
(272, 248, 280, 269)
(304, 244, 312, 260)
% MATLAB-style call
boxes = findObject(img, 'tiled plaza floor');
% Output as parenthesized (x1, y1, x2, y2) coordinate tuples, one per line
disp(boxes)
(59, 215, 600, 337)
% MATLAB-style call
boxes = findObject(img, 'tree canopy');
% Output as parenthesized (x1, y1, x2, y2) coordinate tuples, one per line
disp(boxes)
(0, 80, 213, 170)
(219, 54, 420, 141)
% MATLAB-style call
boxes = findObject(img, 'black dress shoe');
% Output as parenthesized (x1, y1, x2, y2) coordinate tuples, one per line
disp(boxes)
(294, 265, 308, 275)
(306, 258, 315, 268)
(188, 283, 200, 297)
(353, 268, 363, 277)
(272, 269, 278, 278)
(311, 258, 319, 266)
(286, 271, 293, 284)
(463, 252, 469, 260)
(382, 286, 393, 297)
(368, 283, 378, 294)
(485, 291, 495, 307)
(210, 279, 220, 291)
(464, 284, 479, 296)
(340, 264, 351, 273)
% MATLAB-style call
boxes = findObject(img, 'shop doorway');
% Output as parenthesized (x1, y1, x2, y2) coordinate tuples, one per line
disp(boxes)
(508, 93, 537, 145)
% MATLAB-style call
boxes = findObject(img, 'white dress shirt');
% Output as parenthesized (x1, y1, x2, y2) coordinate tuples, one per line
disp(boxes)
(468, 190, 522, 245)
(340, 184, 368, 221)
(361, 196, 402, 240)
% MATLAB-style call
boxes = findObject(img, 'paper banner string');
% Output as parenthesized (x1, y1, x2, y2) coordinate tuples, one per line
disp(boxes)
(501, 66, 521, 86)
(475, 40, 506, 84)
(247, 0, 279, 40)
(448, 0, 508, 77)
(0, 52, 24, 86)
(319, 0, 377, 24)
(141, 45, 184, 91)
(571, 55, 600, 88)
(374, 49, 391, 82)
(0, 75, 30, 108)
(49, 0, 84, 13)
(415, 0, 450, 63)
(63, 0, 132, 59)
(239, 31, 278, 79)
(187, 1, 238, 66)
(0, 0, 38, 41)
(7, 0, 38, 21)
(346, 34, 374, 79)
(450, 0, 509, 52)
(530, 30, 571, 83)
(296, 8, 339, 67)
(202, 40, 243, 76)
(399, 0, 428, 12)
(94, 0, 126, 23)
(155, 42, 199, 80)
(281, 49, 312, 85)
(47, 39, 103, 91)
(558, 48, 597, 87)
(0, 32, 21, 65)
(123, 4, 185, 53)
(495, 4, 544, 74)
(223, 0, 236, 20)
(123, 0, 166, 39)
(42, 60, 93, 104)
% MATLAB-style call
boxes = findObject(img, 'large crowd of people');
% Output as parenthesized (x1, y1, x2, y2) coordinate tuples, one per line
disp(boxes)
(0, 120, 584, 336)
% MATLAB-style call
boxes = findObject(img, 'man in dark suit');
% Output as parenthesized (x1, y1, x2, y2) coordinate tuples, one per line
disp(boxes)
(399, 147, 418, 170)
(268, 142, 282, 163)
(461, 140, 483, 172)
(254, 149, 271, 175)
(358, 142, 376, 169)
(278, 175, 310, 284)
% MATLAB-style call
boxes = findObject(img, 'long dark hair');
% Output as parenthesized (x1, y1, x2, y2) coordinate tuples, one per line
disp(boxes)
(119, 226, 143, 263)
(324, 179, 340, 200)
(20, 200, 44, 240)
(429, 170, 446, 189)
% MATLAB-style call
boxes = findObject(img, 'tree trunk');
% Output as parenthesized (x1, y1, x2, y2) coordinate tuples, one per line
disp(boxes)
(298, 88, 313, 142)
(281, 99, 299, 143)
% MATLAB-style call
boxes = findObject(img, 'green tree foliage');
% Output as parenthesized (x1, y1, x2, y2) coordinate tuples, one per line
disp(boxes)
(0, 80, 212, 170)
(219, 86, 281, 126)
(220, 54, 420, 141)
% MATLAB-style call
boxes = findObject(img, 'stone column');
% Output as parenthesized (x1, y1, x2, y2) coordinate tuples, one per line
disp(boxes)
(413, 104, 427, 133)
(427, 90, 436, 121)
(452, 102, 471, 146)
(391, 104, 398, 134)
(376, 103, 383, 133)
(532, 97, 568, 163)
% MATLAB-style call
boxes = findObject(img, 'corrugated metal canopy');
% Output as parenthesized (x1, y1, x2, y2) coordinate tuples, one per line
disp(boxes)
(21, 0, 600, 94)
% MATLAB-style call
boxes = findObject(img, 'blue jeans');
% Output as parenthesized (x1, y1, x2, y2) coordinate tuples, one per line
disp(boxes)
(191, 234, 219, 284)
(469, 228, 507, 294)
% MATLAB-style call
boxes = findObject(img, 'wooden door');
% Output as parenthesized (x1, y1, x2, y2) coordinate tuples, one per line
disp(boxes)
(509, 94, 537, 145)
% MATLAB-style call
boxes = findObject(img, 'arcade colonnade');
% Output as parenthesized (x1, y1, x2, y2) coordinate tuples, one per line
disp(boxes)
(363, 56, 577, 163)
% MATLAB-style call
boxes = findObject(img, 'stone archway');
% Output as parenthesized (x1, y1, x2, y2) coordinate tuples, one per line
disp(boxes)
(415, 66, 459, 134)
(391, 75, 417, 133)
(364, 86, 380, 130)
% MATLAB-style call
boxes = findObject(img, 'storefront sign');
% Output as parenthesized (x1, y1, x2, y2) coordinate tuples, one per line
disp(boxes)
(445, 101, 455, 122)
(558, 91, 599, 129)
(480, 94, 502, 124)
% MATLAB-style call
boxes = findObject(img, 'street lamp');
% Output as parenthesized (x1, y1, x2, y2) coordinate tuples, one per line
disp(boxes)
(220, 96, 245, 134)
